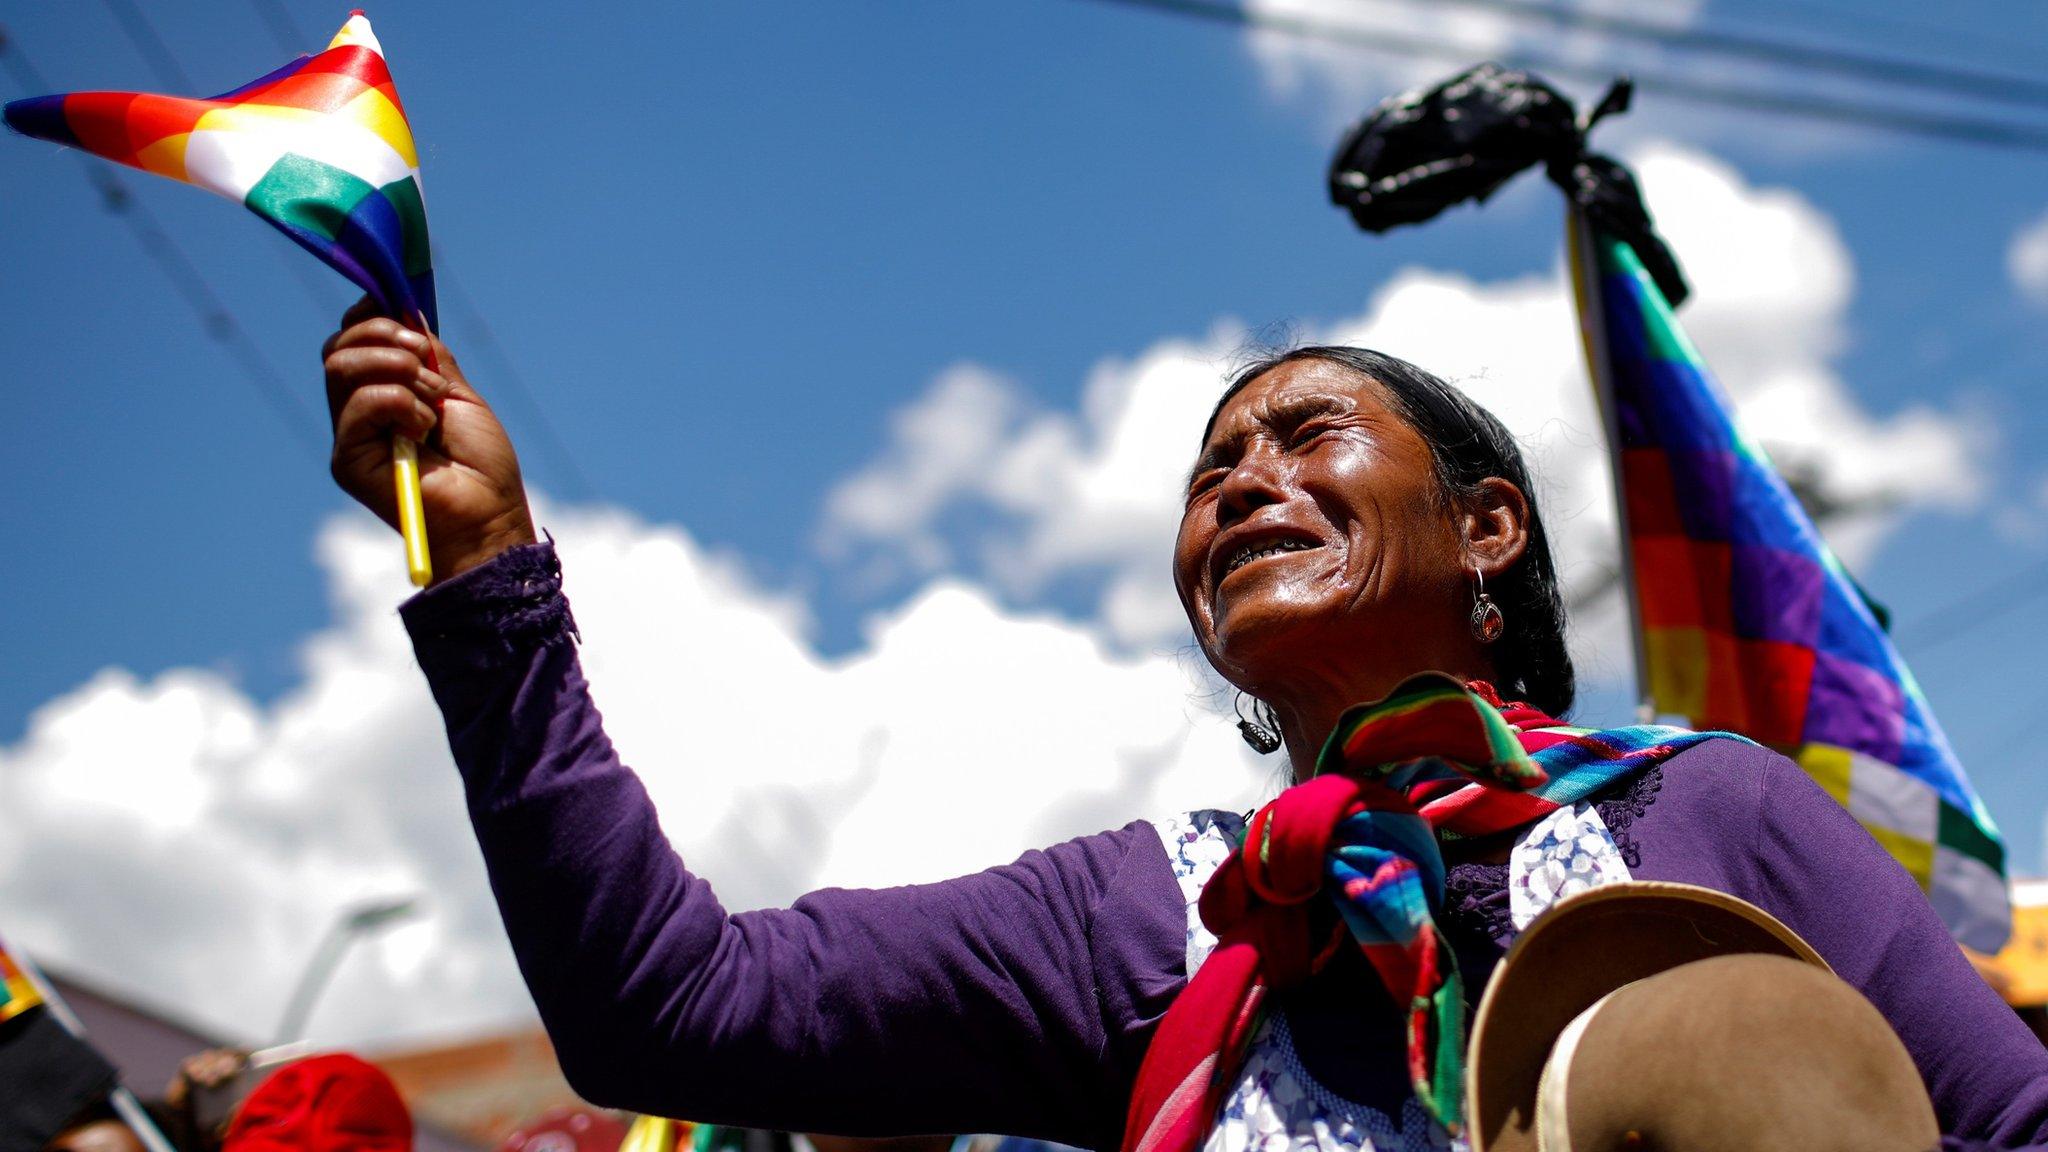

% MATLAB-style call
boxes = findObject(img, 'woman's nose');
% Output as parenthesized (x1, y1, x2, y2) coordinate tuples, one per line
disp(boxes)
(1215, 444, 1288, 526)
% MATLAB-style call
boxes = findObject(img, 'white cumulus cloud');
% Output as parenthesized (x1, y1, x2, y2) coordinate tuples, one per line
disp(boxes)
(2010, 208, 2048, 309)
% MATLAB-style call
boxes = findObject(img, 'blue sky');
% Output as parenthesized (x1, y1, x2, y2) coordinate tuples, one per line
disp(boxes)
(4, 1, 2048, 1039)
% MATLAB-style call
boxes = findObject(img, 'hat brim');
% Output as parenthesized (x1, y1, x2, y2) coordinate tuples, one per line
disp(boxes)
(1465, 881, 1828, 1152)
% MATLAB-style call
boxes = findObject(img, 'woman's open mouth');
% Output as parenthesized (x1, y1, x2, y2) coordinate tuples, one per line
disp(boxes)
(1221, 538, 1319, 579)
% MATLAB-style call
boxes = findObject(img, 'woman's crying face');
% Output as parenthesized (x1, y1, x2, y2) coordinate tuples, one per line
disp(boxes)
(1173, 359, 1470, 696)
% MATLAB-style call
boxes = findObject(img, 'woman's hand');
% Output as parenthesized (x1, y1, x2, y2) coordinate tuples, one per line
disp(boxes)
(323, 296, 537, 583)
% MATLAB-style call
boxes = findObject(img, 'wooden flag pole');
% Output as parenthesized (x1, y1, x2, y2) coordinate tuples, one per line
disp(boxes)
(1565, 205, 1655, 724)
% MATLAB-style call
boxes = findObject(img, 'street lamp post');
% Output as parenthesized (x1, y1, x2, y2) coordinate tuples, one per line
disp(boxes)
(272, 895, 421, 1046)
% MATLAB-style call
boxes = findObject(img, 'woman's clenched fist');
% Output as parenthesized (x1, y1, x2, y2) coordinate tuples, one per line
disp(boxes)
(323, 296, 536, 584)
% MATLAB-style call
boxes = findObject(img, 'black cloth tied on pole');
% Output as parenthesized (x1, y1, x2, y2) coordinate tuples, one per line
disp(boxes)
(1327, 62, 1690, 307)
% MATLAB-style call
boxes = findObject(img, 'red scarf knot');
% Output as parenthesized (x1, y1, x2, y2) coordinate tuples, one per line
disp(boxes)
(1197, 774, 1407, 991)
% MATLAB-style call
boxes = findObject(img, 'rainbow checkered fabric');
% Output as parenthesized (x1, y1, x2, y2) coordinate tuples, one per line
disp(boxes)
(1576, 224, 2008, 950)
(4, 11, 436, 333)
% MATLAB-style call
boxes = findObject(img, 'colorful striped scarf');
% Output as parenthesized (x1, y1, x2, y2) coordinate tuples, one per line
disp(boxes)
(1122, 672, 1743, 1152)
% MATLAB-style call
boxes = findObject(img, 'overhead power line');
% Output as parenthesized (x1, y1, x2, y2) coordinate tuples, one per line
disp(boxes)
(248, 0, 310, 56)
(0, 28, 326, 454)
(248, 0, 307, 60)
(1716, 0, 2048, 69)
(1703, 0, 2048, 70)
(1082, 0, 2048, 154)
(1894, 556, 2048, 656)
(101, 0, 196, 93)
(430, 260, 598, 500)
(1379, 0, 2048, 112)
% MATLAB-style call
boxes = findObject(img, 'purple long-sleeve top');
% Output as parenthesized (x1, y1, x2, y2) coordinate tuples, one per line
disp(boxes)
(403, 543, 2048, 1150)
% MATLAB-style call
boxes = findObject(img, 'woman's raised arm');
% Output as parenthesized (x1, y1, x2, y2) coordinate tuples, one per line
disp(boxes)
(330, 310, 1187, 1147)
(399, 545, 1181, 1146)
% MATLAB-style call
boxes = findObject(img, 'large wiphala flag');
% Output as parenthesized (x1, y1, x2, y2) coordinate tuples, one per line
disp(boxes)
(1570, 218, 2009, 950)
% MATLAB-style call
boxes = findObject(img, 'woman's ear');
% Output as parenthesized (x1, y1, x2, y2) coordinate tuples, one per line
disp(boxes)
(1459, 477, 1531, 580)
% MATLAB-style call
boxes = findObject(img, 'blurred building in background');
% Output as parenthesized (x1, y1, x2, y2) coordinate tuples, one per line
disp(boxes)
(47, 967, 557, 1152)
(370, 1029, 586, 1147)
(46, 968, 227, 1118)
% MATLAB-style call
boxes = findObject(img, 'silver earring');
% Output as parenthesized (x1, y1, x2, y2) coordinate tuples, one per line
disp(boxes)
(1235, 692, 1282, 755)
(1471, 569, 1505, 644)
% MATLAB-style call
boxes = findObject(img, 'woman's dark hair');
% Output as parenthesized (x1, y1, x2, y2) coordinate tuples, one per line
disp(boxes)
(1205, 345, 1577, 716)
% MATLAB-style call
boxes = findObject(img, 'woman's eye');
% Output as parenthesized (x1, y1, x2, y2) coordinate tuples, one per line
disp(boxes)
(1187, 470, 1225, 499)
(1289, 422, 1334, 449)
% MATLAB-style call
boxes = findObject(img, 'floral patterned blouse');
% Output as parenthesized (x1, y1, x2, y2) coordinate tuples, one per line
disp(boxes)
(1151, 796, 1638, 1152)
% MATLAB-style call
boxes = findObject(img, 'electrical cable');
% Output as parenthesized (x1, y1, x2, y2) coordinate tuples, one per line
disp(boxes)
(0, 28, 326, 454)
(1079, 0, 2048, 154)
(100, 0, 196, 93)
(1712, 0, 2048, 70)
(428, 262, 599, 499)
(1352, 0, 2048, 111)
(1893, 556, 2048, 656)
(248, 0, 306, 61)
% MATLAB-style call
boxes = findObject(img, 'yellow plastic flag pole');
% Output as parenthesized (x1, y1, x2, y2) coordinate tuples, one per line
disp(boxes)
(395, 310, 439, 588)
(620, 1115, 683, 1152)
(392, 434, 431, 587)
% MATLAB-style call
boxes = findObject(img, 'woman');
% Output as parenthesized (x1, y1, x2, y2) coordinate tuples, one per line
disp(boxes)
(323, 307, 2048, 1151)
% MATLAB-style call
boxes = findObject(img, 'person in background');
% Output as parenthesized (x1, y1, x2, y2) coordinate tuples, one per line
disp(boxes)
(158, 1050, 408, 1152)
(160, 1049, 248, 1152)
(40, 1100, 191, 1152)
(211, 1054, 410, 1152)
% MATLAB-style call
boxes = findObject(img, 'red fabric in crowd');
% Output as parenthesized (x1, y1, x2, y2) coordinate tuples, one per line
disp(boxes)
(223, 1055, 412, 1152)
